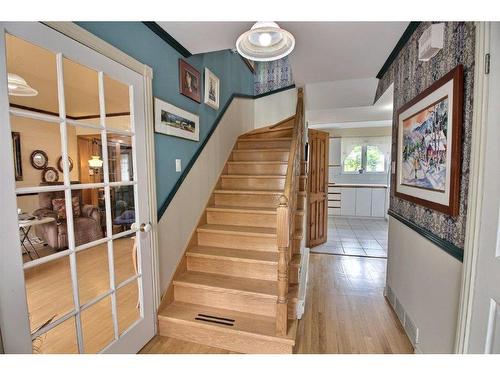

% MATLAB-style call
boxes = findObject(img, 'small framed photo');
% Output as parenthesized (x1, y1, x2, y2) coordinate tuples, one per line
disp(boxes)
(204, 68, 220, 110)
(395, 65, 463, 216)
(154, 98, 199, 141)
(179, 59, 201, 103)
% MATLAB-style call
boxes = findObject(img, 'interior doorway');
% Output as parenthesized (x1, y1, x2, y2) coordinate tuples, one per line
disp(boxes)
(0, 22, 155, 353)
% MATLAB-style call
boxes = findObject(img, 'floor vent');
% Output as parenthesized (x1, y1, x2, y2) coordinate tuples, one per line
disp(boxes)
(195, 313, 235, 326)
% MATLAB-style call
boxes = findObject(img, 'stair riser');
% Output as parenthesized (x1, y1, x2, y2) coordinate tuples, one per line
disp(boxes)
(214, 193, 280, 208)
(158, 318, 293, 354)
(207, 211, 277, 228)
(232, 151, 289, 162)
(187, 256, 277, 281)
(220, 177, 285, 191)
(197, 231, 278, 252)
(237, 140, 291, 149)
(244, 129, 293, 139)
(174, 284, 277, 317)
(227, 163, 287, 175)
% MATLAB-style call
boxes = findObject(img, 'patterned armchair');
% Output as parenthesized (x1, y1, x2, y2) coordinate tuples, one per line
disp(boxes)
(33, 182, 103, 251)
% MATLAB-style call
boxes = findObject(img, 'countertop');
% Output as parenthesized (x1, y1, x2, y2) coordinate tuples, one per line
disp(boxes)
(328, 183, 388, 189)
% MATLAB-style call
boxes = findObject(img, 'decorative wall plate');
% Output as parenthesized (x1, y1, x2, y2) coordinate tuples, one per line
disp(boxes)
(30, 150, 48, 170)
(57, 156, 73, 173)
(42, 167, 59, 183)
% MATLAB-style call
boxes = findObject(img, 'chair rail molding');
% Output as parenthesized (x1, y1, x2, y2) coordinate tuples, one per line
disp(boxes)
(455, 21, 491, 354)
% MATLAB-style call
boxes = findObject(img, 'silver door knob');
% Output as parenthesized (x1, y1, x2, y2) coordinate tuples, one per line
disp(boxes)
(131, 222, 152, 232)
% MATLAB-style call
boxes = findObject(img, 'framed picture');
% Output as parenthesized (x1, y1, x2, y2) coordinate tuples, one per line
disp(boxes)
(154, 98, 199, 141)
(179, 59, 201, 103)
(395, 65, 463, 216)
(11, 132, 23, 181)
(204, 68, 220, 110)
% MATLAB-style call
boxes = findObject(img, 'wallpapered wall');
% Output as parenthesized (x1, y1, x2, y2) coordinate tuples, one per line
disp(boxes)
(77, 22, 254, 215)
(254, 56, 294, 94)
(375, 22, 476, 249)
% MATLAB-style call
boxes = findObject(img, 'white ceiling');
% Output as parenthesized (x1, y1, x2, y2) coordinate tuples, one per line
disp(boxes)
(159, 21, 409, 85)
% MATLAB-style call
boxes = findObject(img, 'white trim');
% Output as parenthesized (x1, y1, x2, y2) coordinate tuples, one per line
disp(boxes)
(455, 21, 491, 353)
(42, 22, 152, 79)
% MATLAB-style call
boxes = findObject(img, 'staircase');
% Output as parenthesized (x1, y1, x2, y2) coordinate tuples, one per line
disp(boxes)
(157, 89, 306, 354)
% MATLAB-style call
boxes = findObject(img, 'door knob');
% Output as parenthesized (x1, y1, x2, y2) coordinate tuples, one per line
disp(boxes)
(131, 222, 152, 233)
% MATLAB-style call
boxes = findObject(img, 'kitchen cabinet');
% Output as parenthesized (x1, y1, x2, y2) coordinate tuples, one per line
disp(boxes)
(355, 188, 372, 216)
(328, 184, 387, 218)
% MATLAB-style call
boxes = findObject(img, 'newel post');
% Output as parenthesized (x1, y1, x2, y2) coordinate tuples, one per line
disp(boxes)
(276, 195, 290, 336)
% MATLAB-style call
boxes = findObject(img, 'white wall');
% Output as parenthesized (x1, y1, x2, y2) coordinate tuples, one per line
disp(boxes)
(156, 97, 254, 293)
(387, 217, 463, 353)
(254, 88, 297, 129)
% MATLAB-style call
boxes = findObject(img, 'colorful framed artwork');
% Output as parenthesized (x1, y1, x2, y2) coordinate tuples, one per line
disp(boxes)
(395, 65, 463, 216)
(154, 98, 199, 141)
(178, 59, 201, 103)
(204, 68, 220, 110)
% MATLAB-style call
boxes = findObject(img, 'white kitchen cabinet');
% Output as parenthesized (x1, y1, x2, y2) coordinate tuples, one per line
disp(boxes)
(371, 188, 386, 217)
(329, 138, 341, 166)
(340, 188, 356, 216)
(355, 188, 372, 216)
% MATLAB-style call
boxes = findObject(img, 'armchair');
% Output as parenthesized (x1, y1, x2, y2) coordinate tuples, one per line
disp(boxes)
(33, 182, 103, 250)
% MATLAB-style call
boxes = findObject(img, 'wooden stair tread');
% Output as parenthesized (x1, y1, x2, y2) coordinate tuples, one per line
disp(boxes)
(174, 271, 278, 297)
(221, 174, 285, 179)
(226, 161, 288, 165)
(206, 205, 277, 214)
(159, 301, 295, 344)
(232, 148, 289, 153)
(238, 137, 292, 142)
(214, 189, 283, 195)
(198, 224, 277, 237)
(187, 246, 278, 264)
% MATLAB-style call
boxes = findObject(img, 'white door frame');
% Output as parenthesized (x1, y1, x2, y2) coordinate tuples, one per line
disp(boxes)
(454, 21, 493, 353)
(44, 22, 161, 318)
(0, 22, 160, 353)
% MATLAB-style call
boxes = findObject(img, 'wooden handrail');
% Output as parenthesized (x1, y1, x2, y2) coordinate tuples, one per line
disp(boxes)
(275, 87, 305, 336)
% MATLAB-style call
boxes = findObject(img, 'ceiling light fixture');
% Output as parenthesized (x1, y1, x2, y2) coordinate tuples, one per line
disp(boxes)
(236, 22, 295, 62)
(7, 73, 38, 96)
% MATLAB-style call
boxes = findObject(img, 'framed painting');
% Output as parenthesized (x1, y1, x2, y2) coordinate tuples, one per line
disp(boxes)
(204, 68, 220, 110)
(178, 59, 201, 103)
(11, 131, 23, 181)
(395, 65, 463, 216)
(154, 98, 199, 141)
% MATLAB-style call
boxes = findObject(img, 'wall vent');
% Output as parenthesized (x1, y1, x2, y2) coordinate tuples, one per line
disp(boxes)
(404, 313, 420, 346)
(386, 285, 420, 348)
(394, 295, 406, 325)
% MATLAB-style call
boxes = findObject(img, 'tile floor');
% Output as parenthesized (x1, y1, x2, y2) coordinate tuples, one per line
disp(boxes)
(311, 216, 388, 258)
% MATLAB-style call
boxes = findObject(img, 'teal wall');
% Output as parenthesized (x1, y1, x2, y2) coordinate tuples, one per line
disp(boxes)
(77, 22, 254, 213)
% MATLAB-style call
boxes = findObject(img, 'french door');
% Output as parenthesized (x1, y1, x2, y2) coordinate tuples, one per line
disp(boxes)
(0, 22, 155, 353)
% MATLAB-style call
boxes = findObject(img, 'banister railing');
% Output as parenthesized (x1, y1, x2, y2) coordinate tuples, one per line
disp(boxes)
(276, 87, 305, 336)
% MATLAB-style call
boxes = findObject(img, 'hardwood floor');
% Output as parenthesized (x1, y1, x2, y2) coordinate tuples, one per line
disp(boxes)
(25, 237, 140, 354)
(141, 253, 413, 354)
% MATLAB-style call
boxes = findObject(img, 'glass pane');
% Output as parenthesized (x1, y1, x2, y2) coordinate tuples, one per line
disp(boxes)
(72, 188, 107, 246)
(111, 185, 135, 235)
(17, 190, 70, 262)
(6, 34, 59, 116)
(116, 280, 141, 335)
(113, 236, 138, 286)
(71, 127, 104, 184)
(33, 317, 78, 354)
(343, 145, 362, 172)
(106, 133, 133, 182)
(81, 296, 114, 353)
(24, 256, 74, 333)
(76, 243, 110, 305)
(104, 75, 131, 132)
(10, 115, 66, 189)
(366, 145, 385, 172)
(63, 57, 100, 120)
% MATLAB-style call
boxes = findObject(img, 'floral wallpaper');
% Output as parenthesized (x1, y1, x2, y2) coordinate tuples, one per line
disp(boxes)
(375, 22, 476, 250)
(254, 56, 294, 95)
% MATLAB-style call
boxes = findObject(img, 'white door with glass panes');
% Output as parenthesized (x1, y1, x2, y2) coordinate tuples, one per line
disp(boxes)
(0, 22, 155, 353)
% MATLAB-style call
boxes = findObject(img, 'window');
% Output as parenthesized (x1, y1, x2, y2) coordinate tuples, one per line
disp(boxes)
(341, 137, 390, 173)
